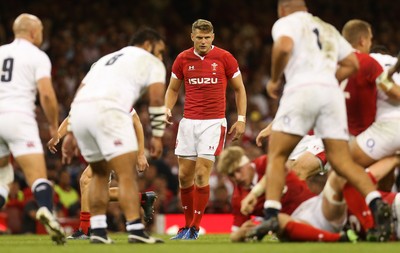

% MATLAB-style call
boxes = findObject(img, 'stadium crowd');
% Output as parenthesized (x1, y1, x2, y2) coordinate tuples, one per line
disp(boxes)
(0, 0, 400, 239)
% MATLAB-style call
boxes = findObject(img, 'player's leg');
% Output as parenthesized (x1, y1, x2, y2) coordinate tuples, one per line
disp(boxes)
(246, 131, 302, 241)
(279, 213, 356, 242)
(109, 152, 163, 244)
(0, 156, 13, 209)
(67, 165, 92, 239)
(183, 156, 214, 239)
(16, 154, 66, 244)
(349, 139, 376, 167)
(109, 187, 157, 223)
(87, 159, 113, 244)
(321, 171, 347, 223)
(265, 132, 302, 218)
(170, 157, 196, 239)
(323, 139, 391, 241)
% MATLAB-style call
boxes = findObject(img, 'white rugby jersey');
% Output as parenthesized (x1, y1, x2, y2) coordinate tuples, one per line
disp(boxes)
(72, 46, 166, 112)
(0, 38, 51, 116)
(370, 53, 400, 120)
(272, 12, 353, 90)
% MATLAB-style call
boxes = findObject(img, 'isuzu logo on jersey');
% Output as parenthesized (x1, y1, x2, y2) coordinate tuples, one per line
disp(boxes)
(188, 77, 218, 85)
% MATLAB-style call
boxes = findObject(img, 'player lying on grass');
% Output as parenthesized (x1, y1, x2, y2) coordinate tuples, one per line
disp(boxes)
(217, 139, 358, 242)
(48, 109, 158, 239)
(218, 138, 400, 242)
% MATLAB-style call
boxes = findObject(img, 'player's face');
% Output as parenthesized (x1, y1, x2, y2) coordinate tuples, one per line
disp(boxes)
(365, 28, 373, 53)
(32, 22, 43, 47)
(228, 163, 254, 189)
(151, 40, 165, 61)
(191, 29, 214, 56)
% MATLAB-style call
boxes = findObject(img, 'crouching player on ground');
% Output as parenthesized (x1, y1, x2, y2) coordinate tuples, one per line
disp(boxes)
(217, 143, 358, 242)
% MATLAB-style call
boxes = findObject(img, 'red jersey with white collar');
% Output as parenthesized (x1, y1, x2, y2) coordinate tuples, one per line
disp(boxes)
(231, 155, 315, 229)
(342, 52, 383, 136)
(171, 46, 240, 119)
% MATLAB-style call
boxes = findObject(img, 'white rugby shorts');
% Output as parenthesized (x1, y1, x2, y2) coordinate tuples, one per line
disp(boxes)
(70, 103, 137, 162)
(0, 113, 43, 157)
(175, 118, 227, 157)
(272, 85, 349, 141)
(356, 120, 400, 160)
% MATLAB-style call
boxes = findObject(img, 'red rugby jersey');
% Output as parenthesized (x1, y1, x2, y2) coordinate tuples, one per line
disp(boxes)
(343, 52, 383, 136)
(231, 155, 315, 228)
(171, 46, 239, 119)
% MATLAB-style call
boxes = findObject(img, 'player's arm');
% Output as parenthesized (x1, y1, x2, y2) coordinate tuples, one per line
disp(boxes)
(267, 36, 293, 99)
(256, 122, 272, 147)
(148, 82, 167, 159)
(132, 111, 149, 172)
(47, 116, 69, 153)
(377, 54, 400, 101)
(228, 74, 247, 141)
(164, 77, 182, 124)
(367, 155, 400, 182)
(230, 220, 256, 242)
(336, 52, 359, 82)
(240, 175, 266, 215)
(37, 77, 59, 142)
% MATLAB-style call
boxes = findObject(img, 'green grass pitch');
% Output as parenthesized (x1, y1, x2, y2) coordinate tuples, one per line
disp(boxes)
(0, 233, 399, 253)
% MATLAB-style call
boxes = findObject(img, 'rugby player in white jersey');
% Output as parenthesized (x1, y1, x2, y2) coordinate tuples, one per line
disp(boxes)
(62, 27, 167, 244)
(246, 0, 391, 242)
(352, 52, 400, 169)
(0, 13, 65, 244)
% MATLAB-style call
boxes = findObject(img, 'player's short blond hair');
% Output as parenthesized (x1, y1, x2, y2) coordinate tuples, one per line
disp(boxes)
(342, 19, 371, 46)
(217, 146, 245, 175)
(192, 19, 213, 33)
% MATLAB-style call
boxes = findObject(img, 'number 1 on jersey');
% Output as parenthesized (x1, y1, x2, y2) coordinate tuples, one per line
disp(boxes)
(313, 28, 322, 50)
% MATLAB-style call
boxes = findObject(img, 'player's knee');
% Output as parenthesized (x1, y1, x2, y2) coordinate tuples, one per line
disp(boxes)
(0, 163, 14, 185)
(0, 156, 9, 167)
(80, 173, 91, 188)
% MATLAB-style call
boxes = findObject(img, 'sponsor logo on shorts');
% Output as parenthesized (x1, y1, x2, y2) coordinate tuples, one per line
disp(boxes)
(26, 141, 35, 148)
(114, 139, 123, 146)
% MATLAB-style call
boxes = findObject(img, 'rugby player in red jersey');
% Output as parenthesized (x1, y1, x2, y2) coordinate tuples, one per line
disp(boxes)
(165, 19, 247, 240)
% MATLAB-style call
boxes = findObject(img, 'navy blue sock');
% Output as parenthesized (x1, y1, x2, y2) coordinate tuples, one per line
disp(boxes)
(264, 208, 279, 220)
(126, 218, 142, 226)
(33, 181, 53, 210)
(368, 197, 382, 212)
(0, 195, 5, 209)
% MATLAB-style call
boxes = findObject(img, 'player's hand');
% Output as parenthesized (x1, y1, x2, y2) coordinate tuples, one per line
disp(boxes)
(150, 136, 163, 159)
(137, 153, 149, 172)
(240, 192, 258, 215)
(47, 126, 60, 153)
(233, 220, 256, 242)
(228, 121, 245, 142)
(47, 136, 60, 153)
(266, 79, 282, 99)
(165, 108, 173, 125)
(62, 132, 78, 164)
(256, 125, 272, 147)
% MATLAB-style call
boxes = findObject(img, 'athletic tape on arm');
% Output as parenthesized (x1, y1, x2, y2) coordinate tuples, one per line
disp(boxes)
(149, 106, 167, 137)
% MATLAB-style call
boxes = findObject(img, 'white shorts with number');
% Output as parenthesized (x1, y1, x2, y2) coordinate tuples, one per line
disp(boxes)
(291, 195, 346, 233)
(356, 120, 400, 160)
(70, 103, 137, 163)
(175, 118, 227, 157)
(0, 113, 43, 157)
(272, 85, 349, 140)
